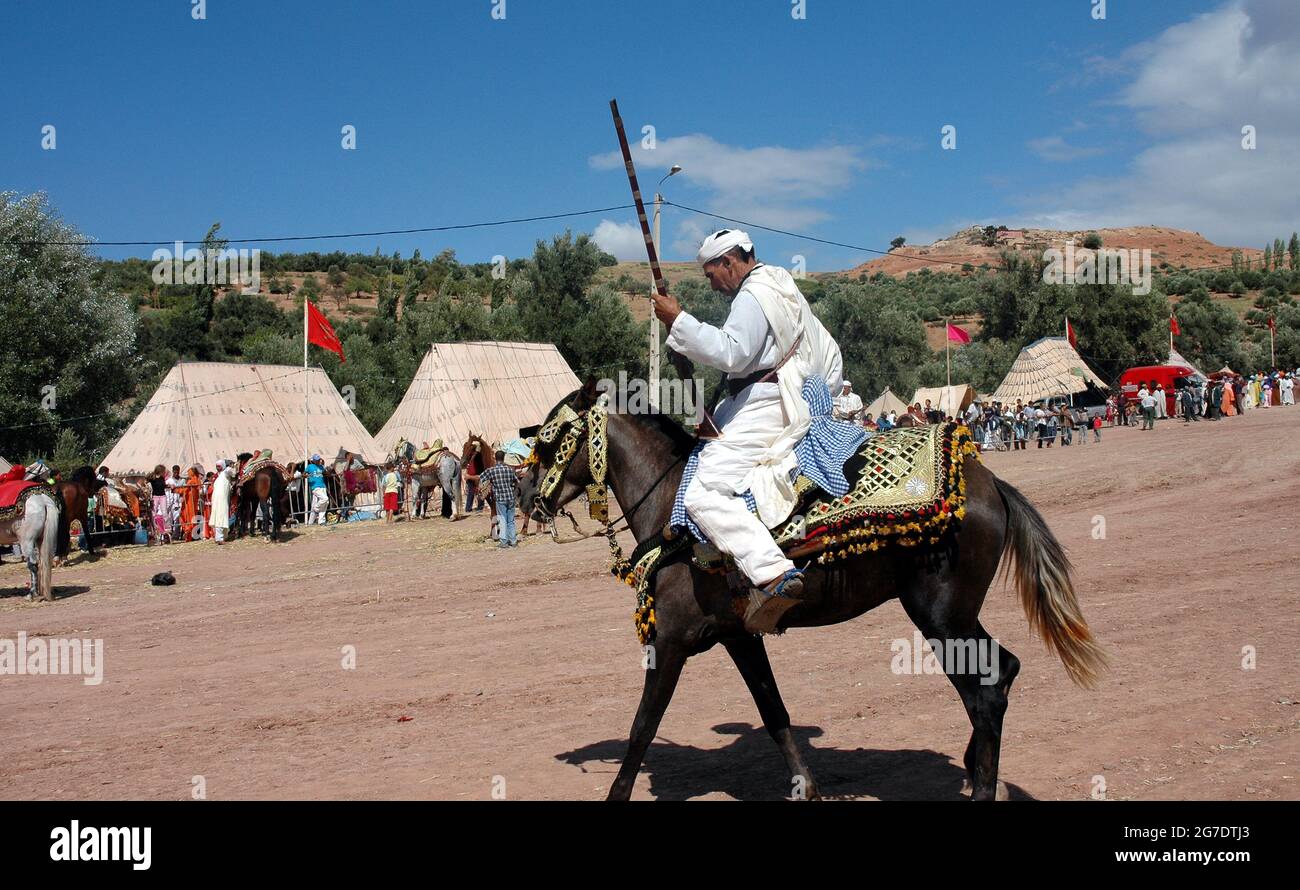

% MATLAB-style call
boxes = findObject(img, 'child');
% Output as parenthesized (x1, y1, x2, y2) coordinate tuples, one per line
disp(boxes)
(1092, 413, 1102, 443)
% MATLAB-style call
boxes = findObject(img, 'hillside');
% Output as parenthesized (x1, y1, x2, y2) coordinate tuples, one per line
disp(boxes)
(844, 225, 1264, 278)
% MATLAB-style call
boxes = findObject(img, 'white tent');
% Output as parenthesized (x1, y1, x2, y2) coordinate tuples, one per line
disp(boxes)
(0, 456, 11, 474)
(990, 337, 1108, 405)
(101, 361, 382, 474)
(864, 386, 908, 418)
(1167, 347, 1207, 381)
(910, 383, 976, 417)
(374, 341, 580, 456)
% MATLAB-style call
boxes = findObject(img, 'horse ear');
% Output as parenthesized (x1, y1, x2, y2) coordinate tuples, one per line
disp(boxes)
(576, 375, 600, 409)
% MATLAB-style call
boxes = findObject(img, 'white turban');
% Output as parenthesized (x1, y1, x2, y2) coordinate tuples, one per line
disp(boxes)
(696, 228, 754, 265)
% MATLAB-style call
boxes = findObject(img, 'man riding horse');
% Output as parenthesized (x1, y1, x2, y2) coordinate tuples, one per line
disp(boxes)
(655, 228, 843, 633)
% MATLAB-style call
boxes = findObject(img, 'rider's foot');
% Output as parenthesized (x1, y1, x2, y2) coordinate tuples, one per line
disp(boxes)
(743, 569, 804, 635)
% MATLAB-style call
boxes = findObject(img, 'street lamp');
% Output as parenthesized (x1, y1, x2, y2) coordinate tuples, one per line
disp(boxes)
(650, 165, 682, 410)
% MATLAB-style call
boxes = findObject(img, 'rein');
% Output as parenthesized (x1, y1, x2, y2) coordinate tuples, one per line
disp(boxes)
(534, 396, 685, 576)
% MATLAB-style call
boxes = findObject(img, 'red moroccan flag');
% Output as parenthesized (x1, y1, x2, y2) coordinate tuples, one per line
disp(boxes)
(1065, 317, 1078, 349)
(1268, 316, 1277, 333)
(307, 300, 345, 363)
(946, 322, 971, 345)
(1169, 314, 1181, 336)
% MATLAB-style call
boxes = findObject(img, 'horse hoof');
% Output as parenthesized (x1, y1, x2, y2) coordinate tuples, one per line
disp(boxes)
(996, 780, 1010, 801)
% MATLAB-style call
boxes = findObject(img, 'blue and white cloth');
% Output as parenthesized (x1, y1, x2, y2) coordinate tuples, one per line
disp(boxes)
(670, 377, 869, 542)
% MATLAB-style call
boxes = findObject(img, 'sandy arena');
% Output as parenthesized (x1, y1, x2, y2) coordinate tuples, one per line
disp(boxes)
(2, 409, 1297, 801)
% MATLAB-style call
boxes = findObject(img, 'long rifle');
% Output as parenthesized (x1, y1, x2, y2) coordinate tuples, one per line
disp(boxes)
(609, 99, 719, 438)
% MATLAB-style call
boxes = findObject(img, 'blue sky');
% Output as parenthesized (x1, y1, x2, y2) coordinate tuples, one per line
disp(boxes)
(2, 0, 1294, 271)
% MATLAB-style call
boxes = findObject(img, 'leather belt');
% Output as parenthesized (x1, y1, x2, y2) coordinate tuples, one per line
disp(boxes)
(725, 368, 776, 397)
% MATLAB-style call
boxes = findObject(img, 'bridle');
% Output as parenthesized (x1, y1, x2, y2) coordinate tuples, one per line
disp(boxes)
(532, 393, 685, 577)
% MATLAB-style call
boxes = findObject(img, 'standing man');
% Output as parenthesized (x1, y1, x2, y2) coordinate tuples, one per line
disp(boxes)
(832, 380, 863, 422)
(1140, 386, 1157, 429)
(654, 229, 843, 633)
(478, 451, 520, 548)
(305, 454, 329, 525)
(210, 460, 235, 545)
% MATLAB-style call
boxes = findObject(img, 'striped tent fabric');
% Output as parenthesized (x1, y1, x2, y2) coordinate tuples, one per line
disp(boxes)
(100, 362, 382, 474)
(990, 336, 1108, 404)
(864, 386, 909, 418)
(374, 341, 580, 456)
(910, 383, 976, 416)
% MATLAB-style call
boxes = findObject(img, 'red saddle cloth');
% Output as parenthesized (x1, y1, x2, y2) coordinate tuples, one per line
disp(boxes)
(0, 479, 38, 511)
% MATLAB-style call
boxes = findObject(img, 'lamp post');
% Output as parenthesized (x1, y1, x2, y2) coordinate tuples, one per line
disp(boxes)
(649, 165, 682, 410)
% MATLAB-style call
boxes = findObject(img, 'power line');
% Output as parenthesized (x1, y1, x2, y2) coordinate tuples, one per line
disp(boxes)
(0, 204, 638, 248)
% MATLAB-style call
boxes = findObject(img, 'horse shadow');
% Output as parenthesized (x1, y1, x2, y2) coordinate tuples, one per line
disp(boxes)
(0, 584, 92, 602)
(556, 722, 1035, 801)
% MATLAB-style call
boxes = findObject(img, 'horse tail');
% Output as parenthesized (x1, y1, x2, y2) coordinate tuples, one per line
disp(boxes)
(993, 475, 1108, 689)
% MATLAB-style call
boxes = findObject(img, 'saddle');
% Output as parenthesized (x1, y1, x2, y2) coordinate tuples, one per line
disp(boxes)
(0, 482, 61, 524)
(619, 422, 980, 644)
(411, 443, 448, 468)
(238, 458, 288, 486)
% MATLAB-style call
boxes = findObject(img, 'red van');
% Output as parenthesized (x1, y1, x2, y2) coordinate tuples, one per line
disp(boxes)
(1118, 365, 1203, 415)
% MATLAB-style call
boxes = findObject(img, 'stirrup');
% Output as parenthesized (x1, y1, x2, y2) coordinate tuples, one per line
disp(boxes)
(743, 569, 804, 635)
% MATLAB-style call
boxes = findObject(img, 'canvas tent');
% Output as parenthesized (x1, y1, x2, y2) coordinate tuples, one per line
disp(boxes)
(990, 337, 1108, 405)
(864, 386, 908, 418)
(1167, 347, 1207, 381)
(101, 361, 382, 474)
(373, 341, 580, 456)
(0, 456, 10, 474)
(910, 383, 976, 417)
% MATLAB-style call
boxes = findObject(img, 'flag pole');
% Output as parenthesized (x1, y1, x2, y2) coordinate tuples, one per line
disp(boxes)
(304, 298, 309, 473)
(945, 317, 951, 389)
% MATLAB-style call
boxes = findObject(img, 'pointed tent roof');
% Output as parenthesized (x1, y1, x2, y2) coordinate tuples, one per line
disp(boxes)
(990, 336, 1108, 404)
(864, 386, 908, 418)
(0, 456, 10, 474)
(373, 341, 580, 456)
(101, 361, 381, 474)
(910, 383, 976, 416)
(1167, 347, 1207, 379)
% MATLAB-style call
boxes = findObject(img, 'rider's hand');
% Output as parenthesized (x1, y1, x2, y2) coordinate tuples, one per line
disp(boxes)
(652, 290, 682, 328)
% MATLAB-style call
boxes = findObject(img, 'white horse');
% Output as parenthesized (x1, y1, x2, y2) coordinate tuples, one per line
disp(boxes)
(407, 451, 462, 520)
(0, 489, 61, 601)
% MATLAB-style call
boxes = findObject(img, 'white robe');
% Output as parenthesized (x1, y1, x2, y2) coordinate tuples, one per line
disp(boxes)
(667, 263, 842, 528)
(209, 467, 235, 530)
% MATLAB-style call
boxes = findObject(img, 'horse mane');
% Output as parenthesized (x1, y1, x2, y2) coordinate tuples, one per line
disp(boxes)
(70, 465, 97, 486)
(545, 386, 698, 458)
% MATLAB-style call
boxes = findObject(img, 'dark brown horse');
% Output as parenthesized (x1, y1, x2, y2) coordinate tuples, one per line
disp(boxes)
(531, 381, 1107, 801)
(54, 466, 105, 563)
(236, 456, 290, 541)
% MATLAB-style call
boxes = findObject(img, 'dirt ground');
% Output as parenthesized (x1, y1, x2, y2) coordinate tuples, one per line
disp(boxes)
(2, 408, 1297, 801)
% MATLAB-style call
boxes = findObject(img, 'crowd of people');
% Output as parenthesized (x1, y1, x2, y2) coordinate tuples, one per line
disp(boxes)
(829, 368, 1300, 453)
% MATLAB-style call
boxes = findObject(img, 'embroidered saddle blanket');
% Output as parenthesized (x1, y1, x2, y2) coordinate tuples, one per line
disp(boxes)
(619, 421, 980, 644)
(0, 482, 60, 524)
(238, 458, 288, 486)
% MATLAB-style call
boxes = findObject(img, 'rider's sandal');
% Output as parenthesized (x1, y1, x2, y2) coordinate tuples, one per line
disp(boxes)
(743, 568, 805, 635)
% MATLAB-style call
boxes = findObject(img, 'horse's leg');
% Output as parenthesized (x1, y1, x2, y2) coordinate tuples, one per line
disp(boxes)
(899, 581, 1019, 801)
(721, 634, 820, 799)
(607, 640, 688, 801)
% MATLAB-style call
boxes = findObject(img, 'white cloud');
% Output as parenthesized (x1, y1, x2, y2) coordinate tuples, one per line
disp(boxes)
(1028, 0, 1300, 246)
(1027, 135, 1105, 162)
(591, 219, 648, 261)
(590, 133, 873, 234)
